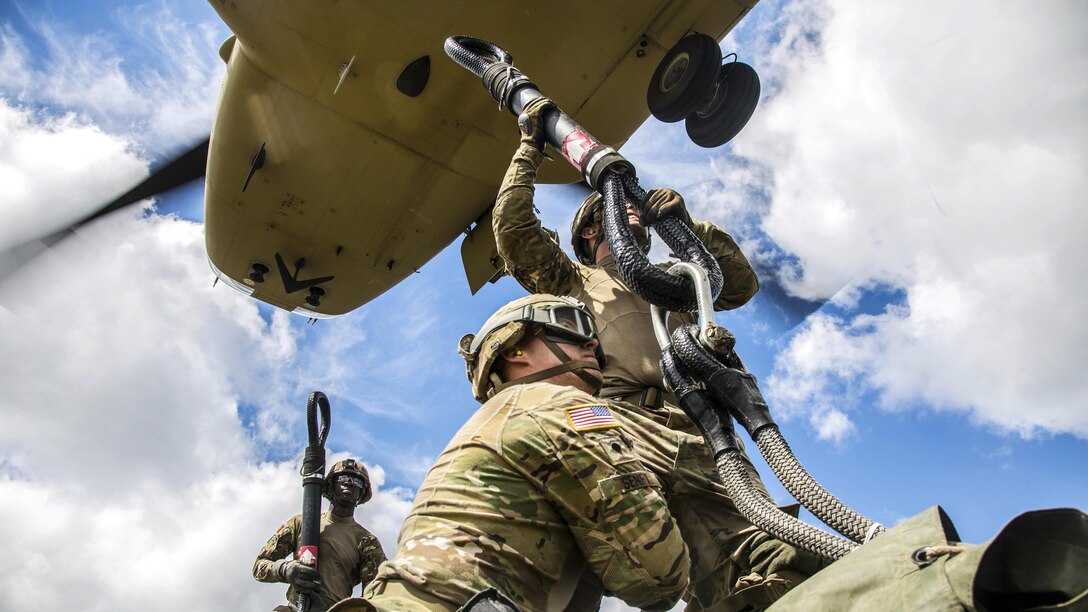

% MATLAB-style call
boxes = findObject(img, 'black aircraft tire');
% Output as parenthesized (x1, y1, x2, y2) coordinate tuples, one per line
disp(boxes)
(686, 62, 761, 148)
(647, 34, 723, 123)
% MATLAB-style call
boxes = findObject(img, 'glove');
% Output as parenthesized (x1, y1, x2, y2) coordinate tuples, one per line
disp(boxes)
(277, 559, 320, 592)
(639, 188, 692, 227)
(518, 97, 556, 150)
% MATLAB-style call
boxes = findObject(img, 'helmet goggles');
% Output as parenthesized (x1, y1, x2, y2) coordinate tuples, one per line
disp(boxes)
(538, 305, 598, 345)
(469, 303, 597, 355)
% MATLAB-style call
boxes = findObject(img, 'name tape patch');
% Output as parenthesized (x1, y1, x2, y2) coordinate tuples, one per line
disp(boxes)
(566, 404, 620, 432)
(619, 472, 650, 491)
(597, 470, 656, 499)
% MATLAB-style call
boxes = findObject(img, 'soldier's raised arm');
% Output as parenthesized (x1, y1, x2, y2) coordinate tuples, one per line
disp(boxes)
(691, 217, 759, 310)
(492, 97, 577, 296)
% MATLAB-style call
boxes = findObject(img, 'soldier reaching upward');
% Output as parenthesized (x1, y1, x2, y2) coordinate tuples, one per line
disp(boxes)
(491, 97, 824, 610)
(254, 459, 387, 612)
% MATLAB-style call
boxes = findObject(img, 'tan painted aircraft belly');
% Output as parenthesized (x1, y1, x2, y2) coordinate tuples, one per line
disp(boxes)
(205, 0, 756, 316)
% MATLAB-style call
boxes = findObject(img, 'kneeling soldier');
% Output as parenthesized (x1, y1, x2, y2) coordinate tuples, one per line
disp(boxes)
(334, 294, 689, 611)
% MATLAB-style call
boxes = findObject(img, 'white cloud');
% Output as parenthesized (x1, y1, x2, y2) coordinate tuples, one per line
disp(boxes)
(287, 279, 457, 429)
(723, 0, 1088, 438)
(812, 408, 854, 443)
(0, 459, 413, 611)
(0, 4, 224, 152)
(0, 66, 413, 609)
(0, 24, 31, 91)
(0, 100, 148, 250)
(4, 1, 1081, 610)
(0, 205, 415, 610)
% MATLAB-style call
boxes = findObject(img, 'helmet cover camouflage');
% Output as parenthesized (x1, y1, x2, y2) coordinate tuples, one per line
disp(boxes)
(323, 458, 373, 505)
(570, 192, 650, 265)
(458, 294, 597, 402)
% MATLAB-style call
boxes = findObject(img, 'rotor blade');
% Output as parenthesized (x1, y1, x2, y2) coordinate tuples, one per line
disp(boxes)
(0, 137, 210, 284)
(78, 137, 209, 230)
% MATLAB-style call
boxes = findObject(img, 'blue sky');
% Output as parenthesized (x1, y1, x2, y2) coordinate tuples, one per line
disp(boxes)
(1, 1, 1085, 610)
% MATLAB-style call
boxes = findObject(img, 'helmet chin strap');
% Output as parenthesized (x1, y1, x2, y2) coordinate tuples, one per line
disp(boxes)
(592, 230, 610, 263)
(493, 328, 603, 394)
(580, 226, 606, 264)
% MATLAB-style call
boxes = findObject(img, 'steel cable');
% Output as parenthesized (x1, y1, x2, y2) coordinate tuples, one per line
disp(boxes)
(443, 36, 512, 76)
(601, 173, 724, 312)
(663, 346, 855, 561)
(718, 451, 858, 561)
(754, 426, 885, 544)
(446, 31, 866, 561)
(444, 37, 725, 312)
(669, 325, 884, 544)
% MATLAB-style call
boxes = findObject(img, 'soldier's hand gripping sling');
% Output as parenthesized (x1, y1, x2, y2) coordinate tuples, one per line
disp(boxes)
(444, 36, 723, 312)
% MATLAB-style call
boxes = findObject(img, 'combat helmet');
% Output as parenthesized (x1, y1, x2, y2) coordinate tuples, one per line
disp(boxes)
(570, 192, 605, 265)
(323, 458, 372, 505)
(458, 294, 605, 402)
(570, 192, 650, 265)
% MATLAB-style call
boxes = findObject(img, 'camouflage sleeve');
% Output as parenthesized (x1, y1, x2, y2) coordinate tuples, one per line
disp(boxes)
(253, 515, 300, 583)
(569, 428, 689, 611)
(511, 396, 689, 611)
(492, 143, 576, 295)
(690, 218, 760, 310)
(356, 532, 387, 588)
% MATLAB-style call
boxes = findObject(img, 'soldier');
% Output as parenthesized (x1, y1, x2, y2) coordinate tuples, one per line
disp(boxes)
(254, 459, 387, 612)
(492, 97, 824, 610)
(332, 294, 689, 611)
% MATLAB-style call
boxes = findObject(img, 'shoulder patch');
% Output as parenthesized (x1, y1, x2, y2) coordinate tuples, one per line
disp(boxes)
(565, 404, 620, 432)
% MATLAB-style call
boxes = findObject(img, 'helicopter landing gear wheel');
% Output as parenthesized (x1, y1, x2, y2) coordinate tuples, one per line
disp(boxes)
(685, 61, 761, 148)
(647, 34, 722, 123)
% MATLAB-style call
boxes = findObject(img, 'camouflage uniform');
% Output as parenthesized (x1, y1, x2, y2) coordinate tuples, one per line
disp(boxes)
(493, 143, 824, 610)
(356, 382, 689, 611)
(254, 510, 387, 612)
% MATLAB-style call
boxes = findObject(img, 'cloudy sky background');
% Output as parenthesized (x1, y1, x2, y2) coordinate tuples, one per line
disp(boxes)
(1, 0, 1084, 610)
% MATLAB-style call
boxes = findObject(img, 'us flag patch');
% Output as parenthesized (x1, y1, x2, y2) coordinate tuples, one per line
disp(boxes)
(565, 404, 619, 432)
